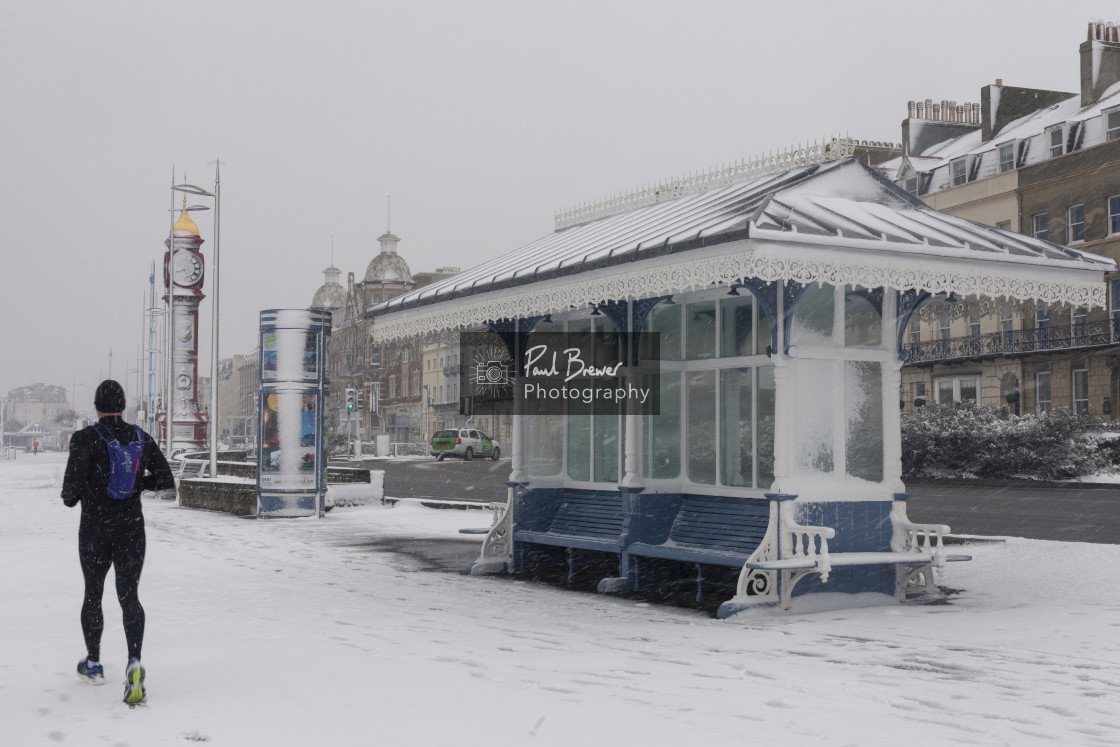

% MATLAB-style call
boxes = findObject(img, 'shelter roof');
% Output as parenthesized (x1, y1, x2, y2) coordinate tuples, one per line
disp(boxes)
(367, 158, 1115, 342)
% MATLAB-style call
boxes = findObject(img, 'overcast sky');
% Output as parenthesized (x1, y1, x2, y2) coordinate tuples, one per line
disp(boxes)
(1, 0, 1114, 411)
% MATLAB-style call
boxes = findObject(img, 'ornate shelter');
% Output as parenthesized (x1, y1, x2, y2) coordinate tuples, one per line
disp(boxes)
(367, 143, 1114, 611)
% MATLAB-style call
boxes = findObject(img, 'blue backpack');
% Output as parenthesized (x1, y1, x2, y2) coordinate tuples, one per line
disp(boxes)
(94, 424, 145, 500)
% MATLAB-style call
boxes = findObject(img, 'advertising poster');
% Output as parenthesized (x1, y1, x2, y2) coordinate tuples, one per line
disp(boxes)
(261, 332, 278, 380)
(258, 390, 318, 489)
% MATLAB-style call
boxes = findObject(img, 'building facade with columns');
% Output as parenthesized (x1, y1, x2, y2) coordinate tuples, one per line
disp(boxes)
(885, 21, 1120, 418)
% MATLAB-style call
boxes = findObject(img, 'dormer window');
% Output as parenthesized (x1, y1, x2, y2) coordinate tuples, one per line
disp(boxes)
(951, 158, 967, 186)
(903, 176, 918, 195)
(997, 142, 1016, 173)
(1107, 108, 1120, 142)
(1048, 126, 1065, 158)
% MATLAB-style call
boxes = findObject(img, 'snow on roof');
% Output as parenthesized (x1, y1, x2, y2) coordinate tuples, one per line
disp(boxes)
(367, 158, 1114, 342)
(912, 81, 1120, 164)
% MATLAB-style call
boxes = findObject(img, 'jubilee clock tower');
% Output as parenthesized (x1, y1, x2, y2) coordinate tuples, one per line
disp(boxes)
(159, 197, 209, 450)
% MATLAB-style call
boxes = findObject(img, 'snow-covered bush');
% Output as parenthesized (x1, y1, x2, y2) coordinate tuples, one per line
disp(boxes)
(901, 404, 1110, 480)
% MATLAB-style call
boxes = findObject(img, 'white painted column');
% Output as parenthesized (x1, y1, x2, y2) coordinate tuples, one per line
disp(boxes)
(770, 281, 791, 493)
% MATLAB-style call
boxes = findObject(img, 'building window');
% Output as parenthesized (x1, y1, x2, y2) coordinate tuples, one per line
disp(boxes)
(936, 377, 977, 404)
(909, 316, 920, 344)
(998, 142, 1015, 172)
(1073, 306, 1088, 345)
(1109, 195, 1120, 236)
(1072, 368, 1089, 415)
(912, 381, 927, 408)
(969, 308, 981, 338)
(1107, 109, 1120, 142)
(1112, 279, 1120, 341)
(1036, 371, 1051, 414)
(951, 158, 967, 186)
(904, 176, 918, 195)
(939, 316, 951, 340)
(1048, 126, 1064, 157)
(1068, 204, 1085, 243)
(1032, 213, 1048, 240)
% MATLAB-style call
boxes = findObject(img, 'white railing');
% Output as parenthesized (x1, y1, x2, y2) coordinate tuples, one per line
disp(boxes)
(554, 136, 893, 229)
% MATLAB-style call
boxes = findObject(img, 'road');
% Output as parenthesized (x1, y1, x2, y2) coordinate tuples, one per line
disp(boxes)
(906, 481, 1120, 544)
(346, 456, 1120, 544)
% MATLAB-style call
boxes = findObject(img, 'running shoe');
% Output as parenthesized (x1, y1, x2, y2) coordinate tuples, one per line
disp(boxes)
(76, 659, 105, 684)
(123, 658, 146, 705)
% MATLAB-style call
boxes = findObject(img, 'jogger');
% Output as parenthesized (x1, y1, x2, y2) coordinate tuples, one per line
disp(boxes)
(62, 380, 173, 703)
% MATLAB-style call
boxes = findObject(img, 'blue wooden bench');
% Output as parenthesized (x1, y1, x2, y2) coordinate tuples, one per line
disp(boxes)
(513, 490, 626, 579)
(725, 494, 972, 612)
(623, 495, 770, 599)
(514, 490, 625, 551)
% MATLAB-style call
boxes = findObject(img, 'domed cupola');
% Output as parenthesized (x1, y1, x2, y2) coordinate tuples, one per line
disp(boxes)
(363, 231, 413, 284)
(311, 265, 348, 318)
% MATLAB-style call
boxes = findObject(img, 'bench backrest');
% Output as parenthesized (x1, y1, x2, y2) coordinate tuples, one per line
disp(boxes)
(548, 491, 625, 539)
(180, 459, 207, 478)
(668, 495, 769, 554)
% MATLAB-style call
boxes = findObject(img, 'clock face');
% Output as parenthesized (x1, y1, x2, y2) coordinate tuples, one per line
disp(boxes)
(174, 252, 204, 286)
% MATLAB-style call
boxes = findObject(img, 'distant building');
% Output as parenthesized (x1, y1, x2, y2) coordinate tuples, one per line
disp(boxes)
(309, 230, 464, 444)
(885, 20, 1120, 417)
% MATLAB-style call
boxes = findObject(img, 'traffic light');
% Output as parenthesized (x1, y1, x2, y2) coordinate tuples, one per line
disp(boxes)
(345, 388, 356, 411)
(356, 385, 364, 411)
(156, 397, 163, 415)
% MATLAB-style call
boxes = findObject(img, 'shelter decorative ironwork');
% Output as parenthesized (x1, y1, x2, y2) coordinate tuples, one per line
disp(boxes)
(554, 136, 871, 229)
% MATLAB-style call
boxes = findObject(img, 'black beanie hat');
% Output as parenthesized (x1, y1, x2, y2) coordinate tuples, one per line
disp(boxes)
(94, 380, 126, 413)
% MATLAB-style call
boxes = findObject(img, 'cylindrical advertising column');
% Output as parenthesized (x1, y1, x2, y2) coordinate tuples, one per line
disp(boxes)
(257, 309, 332, 518)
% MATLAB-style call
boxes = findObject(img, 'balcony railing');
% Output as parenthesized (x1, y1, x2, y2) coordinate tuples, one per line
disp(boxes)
(904, 319, 1117, 363)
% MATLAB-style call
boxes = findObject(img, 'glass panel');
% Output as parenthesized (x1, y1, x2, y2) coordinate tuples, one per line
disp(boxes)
(593, 379, 620, 483)
(685, 301, 717, 360)
(686, 370, 716, 484)
(959, 379, 977, 403)
(1036, 372, 1051, 414)
(643, 372, 681, 479)
(757, 366, 776, 489)
(568, 319, 594, 365)
(844, 286, 883, 347)
(793, 359, 834, 475)
(720, 368, 753, 487)
(1073, 370, 1089, 415)
(644, 303, 681, 361)
(527, 415, 563, 476)
(845, 361, 883, 483)
(938, 381, 955, 404)
(791, 283, 835, 346)
(593, 317, 620, 368)
(720, 295, 755, 357)
(566, 395, 590, 481)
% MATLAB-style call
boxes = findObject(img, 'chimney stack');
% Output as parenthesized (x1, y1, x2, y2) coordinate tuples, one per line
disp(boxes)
(1082, 20, 1120, 107)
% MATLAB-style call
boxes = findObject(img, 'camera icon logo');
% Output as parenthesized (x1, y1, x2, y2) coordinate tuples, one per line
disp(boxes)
(475, 359, 508, 387)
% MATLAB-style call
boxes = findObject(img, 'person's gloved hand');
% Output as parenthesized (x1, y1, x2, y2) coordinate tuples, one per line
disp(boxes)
(63, 497, 79, 507)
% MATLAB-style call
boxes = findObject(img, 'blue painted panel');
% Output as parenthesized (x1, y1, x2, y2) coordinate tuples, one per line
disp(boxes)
(632, 492, 682, 544)
(793, 564, 895, 597)
(795, 501, 893, 552)
(788, 501, 896, 598)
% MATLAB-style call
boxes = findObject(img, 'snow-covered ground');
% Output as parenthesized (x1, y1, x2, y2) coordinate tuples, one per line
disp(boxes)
(3, 454, 1118, 746)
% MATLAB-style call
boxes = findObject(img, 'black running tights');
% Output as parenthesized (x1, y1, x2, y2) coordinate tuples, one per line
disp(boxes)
(78, 515, 146, 662)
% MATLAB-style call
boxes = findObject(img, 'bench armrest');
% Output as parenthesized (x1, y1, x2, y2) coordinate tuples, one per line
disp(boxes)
(782, 504, 836, 582)
(895, 520, 951, 567)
